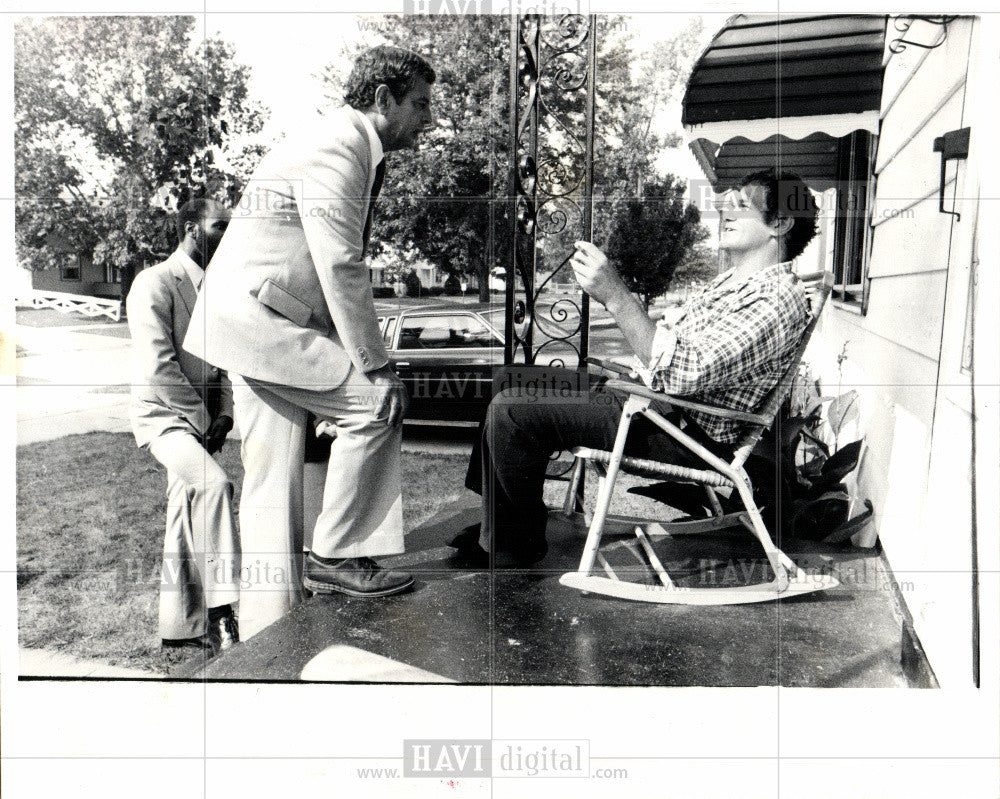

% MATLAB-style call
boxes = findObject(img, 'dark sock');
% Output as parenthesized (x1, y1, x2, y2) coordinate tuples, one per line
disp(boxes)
(207, 604, 234, 622)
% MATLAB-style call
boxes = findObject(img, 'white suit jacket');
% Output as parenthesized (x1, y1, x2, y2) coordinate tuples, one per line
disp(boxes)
(127, 250, 234, 449)
(182, 105, 389, 390)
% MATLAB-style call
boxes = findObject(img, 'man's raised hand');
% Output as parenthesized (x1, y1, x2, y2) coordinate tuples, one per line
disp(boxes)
(570, 241, 628, 309)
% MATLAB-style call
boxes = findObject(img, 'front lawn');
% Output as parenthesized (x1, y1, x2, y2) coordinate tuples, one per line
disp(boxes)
(16, 433, 470, 675)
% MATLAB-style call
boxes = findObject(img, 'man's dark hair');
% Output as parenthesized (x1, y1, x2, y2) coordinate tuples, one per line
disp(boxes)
(736, 169, 819, 262)
(344, 45, 436, 110)
(175, 198, 216, 243)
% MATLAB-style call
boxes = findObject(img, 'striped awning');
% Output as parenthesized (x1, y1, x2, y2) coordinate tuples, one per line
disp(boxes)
(683, 14, 888, 189)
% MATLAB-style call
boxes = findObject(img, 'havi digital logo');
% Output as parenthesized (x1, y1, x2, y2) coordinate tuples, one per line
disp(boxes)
(403, 739, 492, 778)
(403, 0, 492, 13)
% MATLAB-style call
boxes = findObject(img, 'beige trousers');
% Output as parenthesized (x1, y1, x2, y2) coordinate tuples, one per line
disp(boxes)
(148, 431, 240, 640)
(230, 368, 404, 640)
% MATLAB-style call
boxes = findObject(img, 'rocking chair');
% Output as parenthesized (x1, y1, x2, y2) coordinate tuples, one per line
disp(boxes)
(558, 271, 838, 605)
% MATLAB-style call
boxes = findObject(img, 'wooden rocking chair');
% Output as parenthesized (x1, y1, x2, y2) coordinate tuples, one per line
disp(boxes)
(559, 272, 839, 604)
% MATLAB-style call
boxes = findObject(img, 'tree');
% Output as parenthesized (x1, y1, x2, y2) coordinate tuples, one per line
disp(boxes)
(14, 16, 269, 290)
(317, 15, 510, 302)
(672, 243, 718, 292)
(604, 175, 709, 308)
(316, 15, 705, 302)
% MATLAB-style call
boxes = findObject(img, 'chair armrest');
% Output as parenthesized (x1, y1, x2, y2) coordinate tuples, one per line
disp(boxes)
(604, 379, 771, 426)
(586, 356, 637, 378)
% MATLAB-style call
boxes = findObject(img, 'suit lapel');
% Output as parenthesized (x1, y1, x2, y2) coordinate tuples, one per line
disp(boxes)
(171, 255, 198, 317)
(362, 159, 386, 257)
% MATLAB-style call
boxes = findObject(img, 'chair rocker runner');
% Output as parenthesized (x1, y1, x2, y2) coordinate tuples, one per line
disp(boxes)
(558, 272, 839, 605)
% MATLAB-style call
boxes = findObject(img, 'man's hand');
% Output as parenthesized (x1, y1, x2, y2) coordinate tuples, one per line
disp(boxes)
(202, 415, 233, 455)
(369, 364, 409, 427)
(570, 241, 629, 310)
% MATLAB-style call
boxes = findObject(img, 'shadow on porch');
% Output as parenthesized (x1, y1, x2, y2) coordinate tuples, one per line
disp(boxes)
(191, 491, 924, 688)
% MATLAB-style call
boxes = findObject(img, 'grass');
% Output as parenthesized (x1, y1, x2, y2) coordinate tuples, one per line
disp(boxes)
(16, 432, 471, 675)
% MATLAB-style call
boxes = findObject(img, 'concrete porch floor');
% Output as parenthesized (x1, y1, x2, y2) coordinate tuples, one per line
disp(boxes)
(192, 496, 915, 687)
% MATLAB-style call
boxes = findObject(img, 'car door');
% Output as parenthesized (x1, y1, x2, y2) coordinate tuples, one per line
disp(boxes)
(392, 312, 502, 422)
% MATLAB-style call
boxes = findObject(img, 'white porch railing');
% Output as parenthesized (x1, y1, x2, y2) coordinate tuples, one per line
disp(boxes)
(16, 290, 121, 321)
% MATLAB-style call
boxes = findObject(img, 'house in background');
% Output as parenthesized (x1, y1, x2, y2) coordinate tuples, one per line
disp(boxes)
(369, 256, 484, 293)
(29, 231, 125, 300)
(683, 14, 997, 688)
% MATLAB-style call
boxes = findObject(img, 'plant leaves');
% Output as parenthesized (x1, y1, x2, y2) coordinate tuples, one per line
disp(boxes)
(822, 439, 864, 482)
(827, 390, 860, 437)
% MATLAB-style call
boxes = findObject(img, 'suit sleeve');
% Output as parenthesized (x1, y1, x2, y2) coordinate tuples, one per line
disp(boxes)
(218, 372, 234, 419)
(126, 273, 211, 435)
(291, 130, 390, 374)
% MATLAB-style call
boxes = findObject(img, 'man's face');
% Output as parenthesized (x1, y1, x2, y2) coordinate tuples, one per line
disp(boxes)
(193, 202, 230, 266)
(381, 77, 434, 151)
(718, 185, 780, 255)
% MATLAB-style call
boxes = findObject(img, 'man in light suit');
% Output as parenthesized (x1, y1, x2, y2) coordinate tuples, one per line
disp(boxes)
(184, 46, 436, 639)
(127, 197, 240, 654)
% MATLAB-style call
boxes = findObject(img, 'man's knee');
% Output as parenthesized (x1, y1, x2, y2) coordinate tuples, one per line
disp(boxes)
(484, 389, 522, 435)
(175, 457, 233, 495)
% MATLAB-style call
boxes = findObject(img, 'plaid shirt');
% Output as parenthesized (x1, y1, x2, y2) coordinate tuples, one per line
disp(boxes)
(641, 262, 810, 444)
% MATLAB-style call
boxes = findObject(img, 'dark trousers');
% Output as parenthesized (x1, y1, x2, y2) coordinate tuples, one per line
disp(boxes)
(464, 367, 733, 559)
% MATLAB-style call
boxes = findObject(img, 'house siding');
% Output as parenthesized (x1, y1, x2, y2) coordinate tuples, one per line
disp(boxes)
(815, 16, 979, 686)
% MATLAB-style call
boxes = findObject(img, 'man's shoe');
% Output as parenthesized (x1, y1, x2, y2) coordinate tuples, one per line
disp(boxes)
(162, 635, 216, 655)
(447, 530, 547, 570)
(162, 605, 238, 656)
(447, 523, 489, 568)
(447, 522, 481, 550)
(303, 555, 414, 597)
(208, 605, 239, 652)
(448, 541, 489, 569)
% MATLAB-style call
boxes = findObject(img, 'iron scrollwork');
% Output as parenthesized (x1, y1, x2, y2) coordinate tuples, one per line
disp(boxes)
(506, 14, 597, 370)
(888, 15, 957, 54)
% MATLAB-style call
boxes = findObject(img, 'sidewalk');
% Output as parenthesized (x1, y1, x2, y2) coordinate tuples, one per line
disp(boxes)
(14, 320, 134, 445)
(18, 647, 161, 680)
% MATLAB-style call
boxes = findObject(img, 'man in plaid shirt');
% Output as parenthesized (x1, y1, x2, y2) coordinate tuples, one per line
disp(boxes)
(456, 169, 820, 566)
(637, 259, 811, 444)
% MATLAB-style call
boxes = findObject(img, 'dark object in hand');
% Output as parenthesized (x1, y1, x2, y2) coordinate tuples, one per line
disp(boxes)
(304, 413, 334, 463)
(203, 415, 234, 455)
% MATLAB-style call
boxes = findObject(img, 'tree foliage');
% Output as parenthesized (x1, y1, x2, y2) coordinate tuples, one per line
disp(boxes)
(605, 175, 709, 308)
(317, 14, 706, 303)
(14, 16, 269, 279)
(318, 15, 509, 301)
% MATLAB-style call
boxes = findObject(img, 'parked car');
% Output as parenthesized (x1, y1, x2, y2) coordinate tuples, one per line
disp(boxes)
(377, 302, 593, 424)
(378, 304, 505, 423)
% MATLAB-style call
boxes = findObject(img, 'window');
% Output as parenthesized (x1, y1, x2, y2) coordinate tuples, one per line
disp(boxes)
(382, 316, 397, 348)
(831, 130, 874, 308)
(59, 253, 81, 282)
(397, 314, 496, 350)
(104, 264, 122, 284)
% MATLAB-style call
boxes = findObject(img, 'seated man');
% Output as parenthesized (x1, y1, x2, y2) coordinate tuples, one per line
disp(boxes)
(127, 198, 240, 653)
(458, 169, 820, 566)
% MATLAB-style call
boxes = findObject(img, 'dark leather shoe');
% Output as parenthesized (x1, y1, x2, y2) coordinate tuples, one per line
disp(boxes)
(448, 541, 489, 568)
(162, 635, 216, 654)
(209, 605, 239, 652)
(447, 523, 482, 550)
(303, 555, 414, 597)
(447, 539, 547, 570)
(162, 605, 238, 656)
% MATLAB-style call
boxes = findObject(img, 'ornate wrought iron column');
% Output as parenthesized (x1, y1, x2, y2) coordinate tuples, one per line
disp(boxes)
(506, 14, 597, 368)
